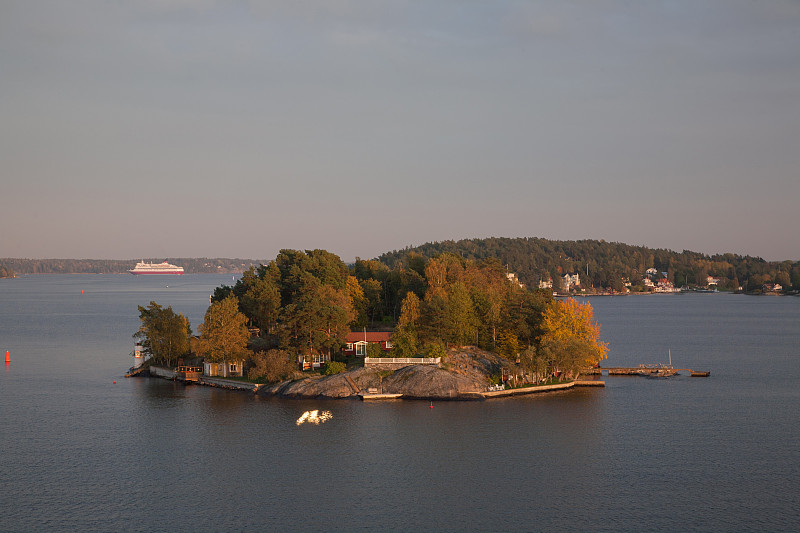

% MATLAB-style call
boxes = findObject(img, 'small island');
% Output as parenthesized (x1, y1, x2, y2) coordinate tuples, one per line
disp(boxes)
(132, 248, 610, 399)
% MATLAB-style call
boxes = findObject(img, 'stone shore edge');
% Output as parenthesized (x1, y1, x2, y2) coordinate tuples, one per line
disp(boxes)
(146, 365, 604, 400)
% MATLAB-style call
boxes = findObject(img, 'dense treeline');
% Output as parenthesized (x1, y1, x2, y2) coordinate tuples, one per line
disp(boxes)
(0, 258, 264, 274)
(379, 238, 800, 293)
(208, 249, 607, 379)
(211, 249, 359, 362)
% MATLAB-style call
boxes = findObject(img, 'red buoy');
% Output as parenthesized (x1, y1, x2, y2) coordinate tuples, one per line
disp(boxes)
(4, 351, 9, 363)
(429, 401, 433, 409)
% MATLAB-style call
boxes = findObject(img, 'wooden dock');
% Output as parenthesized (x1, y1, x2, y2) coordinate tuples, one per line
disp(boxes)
(360, 392, 403, 400)
(588, 367, 710, 377)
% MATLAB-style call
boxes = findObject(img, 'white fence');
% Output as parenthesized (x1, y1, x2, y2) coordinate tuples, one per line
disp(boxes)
(364, 357, 441, 366)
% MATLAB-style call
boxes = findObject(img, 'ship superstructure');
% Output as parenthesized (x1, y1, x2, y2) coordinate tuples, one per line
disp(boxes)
(128, 261, 184, 275)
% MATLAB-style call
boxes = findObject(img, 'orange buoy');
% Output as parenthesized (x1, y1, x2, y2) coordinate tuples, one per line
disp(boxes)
(4, 351, 9, 363)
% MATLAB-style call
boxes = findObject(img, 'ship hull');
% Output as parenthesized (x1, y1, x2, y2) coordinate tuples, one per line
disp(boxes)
(129, 270, 184, 275)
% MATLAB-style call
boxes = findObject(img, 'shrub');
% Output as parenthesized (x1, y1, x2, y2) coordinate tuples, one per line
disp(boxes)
(248, 349, 295, 383)
(425, 342, 446, 359)
(366, 343, 384, 358)
(322, 361, 347, 375)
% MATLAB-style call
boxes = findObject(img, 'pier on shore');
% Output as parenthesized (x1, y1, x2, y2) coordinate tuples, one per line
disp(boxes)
(587, 367, 710, 377)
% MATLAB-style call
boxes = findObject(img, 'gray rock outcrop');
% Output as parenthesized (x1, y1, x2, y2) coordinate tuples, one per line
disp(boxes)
(257, 347, 512, 400)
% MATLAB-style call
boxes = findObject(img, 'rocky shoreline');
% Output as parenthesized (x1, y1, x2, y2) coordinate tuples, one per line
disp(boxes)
(144, 347, 604, 400)
(258, 347, 509, 400)
(260, 364, 490, 400)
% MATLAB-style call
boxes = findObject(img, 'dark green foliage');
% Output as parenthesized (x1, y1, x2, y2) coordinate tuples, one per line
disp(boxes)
(426, 342, 446, 359)
(365, 343, 384, 358)
(198, 295, 251, 364)
(211, 250, 356, 362)
(134, 301, 192, 367)
(377, 238, 799, 293)
(321, 361, 347, 375)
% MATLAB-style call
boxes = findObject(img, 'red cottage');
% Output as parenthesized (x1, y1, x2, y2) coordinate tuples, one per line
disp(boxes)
(343, 331, 393, 357)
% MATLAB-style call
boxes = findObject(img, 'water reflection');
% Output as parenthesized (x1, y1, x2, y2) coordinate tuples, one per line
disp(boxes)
(296, 410, 333, 426)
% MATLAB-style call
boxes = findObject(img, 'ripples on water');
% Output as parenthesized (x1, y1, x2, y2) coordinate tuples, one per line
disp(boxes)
(1, 277, 799, 531)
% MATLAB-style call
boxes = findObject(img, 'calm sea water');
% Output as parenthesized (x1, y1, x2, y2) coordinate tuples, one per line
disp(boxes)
(1, 275, 799, 532)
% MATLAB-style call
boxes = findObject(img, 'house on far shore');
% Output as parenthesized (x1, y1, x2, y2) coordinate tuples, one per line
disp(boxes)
(204, 359, 245, 378)
(562, 273, 580, 291)
(343, 331, 393, 357)
(763, 283, 782, 293)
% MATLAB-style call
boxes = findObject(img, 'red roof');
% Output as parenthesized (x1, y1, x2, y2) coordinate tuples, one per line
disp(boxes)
(346, 331, 391, 343)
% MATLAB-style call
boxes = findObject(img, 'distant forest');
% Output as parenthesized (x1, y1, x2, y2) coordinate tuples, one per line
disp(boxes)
(3, 237, 799, 293)
(378, 238, 800, 294)
(0, 258, 264, 276)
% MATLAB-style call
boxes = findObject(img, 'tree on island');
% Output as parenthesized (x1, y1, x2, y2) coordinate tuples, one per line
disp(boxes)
(247, 349, 295, 382)
(281, 273, 355, 363)
(536, 298, 607, 379)
(392, 291, 421, 357)
(212, 249, 358, 366)
(134, 301, 191, 367)
(198, 295, 251, 369)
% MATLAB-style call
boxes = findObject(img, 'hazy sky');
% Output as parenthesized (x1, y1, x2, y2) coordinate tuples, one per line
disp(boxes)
(2, 1, 799, 262)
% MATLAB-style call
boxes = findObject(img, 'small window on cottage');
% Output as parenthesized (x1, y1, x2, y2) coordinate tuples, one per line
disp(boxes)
(229, 362, 238, 372)
(346, 343, 353, 351)
(385, 341, 393, 349)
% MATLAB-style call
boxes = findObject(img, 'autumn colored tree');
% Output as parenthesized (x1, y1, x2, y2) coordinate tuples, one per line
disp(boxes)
(424, 253, 464, 293)
(392, 291, 421, 357)
(247, 349, 295, 382)
(198, 295, 251, 365)
(445, 281, 478, 346)
(496, 329, 520, 360)
(347, 275, 369, 328)
(398, 291, 421, 330)
(539, 298, 607, 378)
(775, 271, 791, 291)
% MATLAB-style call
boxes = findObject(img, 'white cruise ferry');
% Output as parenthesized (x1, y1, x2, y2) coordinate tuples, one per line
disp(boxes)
(128, 261, 184, 275)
